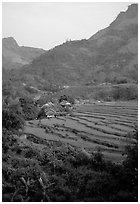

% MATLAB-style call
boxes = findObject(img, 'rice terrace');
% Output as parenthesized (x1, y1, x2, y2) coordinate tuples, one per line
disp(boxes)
(25, 100, 138, 163)
(2, 2, 138, 202)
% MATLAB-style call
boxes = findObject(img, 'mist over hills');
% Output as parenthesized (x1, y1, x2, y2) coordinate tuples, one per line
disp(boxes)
(2, 37, 45, 70)
(3, 4, 138, 90)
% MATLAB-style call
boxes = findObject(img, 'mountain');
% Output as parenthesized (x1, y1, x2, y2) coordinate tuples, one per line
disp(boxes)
(2, 37, 46, 70)
(87, 3, 138, 83)
(4, 4, 138, 89)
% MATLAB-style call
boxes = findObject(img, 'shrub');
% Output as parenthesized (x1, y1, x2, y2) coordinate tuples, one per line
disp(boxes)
(2, 128, 18, 154)
(19, 96, 39, 120)
(2, 109, 24, 131)
(111, 85, 138, 100)
(59, 95, 75, 104)
(2, 127, 138, 202)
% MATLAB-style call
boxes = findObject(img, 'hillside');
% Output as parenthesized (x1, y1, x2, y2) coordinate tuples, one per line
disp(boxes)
(7, 4, 137, 88)
(2, 4, 138, 202)
(88, 3, 138, 83)
(2, 37, 45, 70)
(2, 4, 138, 100)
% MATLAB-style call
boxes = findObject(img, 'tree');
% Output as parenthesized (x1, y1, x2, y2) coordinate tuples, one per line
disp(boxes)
(59, 95, 75, 105)
(2, 108, 24, 131)
(19, 96, 39, 120)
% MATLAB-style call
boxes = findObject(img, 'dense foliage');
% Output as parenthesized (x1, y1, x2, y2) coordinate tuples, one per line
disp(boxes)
(94, 84, 138, 101)
(2, 4, 138, 201)
(59, 95, 75, 104)
(19, 97, 39, 120)
(111, 84, 138, 101)
(2, 123, 138, 202)
(2, 101, 24, 131)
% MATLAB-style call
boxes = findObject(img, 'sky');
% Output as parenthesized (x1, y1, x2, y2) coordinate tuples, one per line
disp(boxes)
(2, 2, 133, 50)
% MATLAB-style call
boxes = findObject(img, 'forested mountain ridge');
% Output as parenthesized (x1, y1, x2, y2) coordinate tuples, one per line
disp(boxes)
(2, 37, 45, 70)
(2, 4, 138, 202)
(3, 4, 138, 92)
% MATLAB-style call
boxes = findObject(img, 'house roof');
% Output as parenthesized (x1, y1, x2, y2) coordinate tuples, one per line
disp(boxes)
(46, 110, 56, 115)
(41, 102, 53, 108)
(60, 101, 71, 106)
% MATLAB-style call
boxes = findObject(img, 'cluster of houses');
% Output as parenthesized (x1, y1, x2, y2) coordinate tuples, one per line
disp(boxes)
(37, 99, 73, 119)
(36, 95, 106, 120)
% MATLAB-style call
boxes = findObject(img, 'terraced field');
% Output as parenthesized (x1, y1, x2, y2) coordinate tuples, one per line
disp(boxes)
(24, 101, 138, 163)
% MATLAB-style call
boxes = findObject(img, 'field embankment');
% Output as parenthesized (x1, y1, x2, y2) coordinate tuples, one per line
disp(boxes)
(24, 101, 137, 163)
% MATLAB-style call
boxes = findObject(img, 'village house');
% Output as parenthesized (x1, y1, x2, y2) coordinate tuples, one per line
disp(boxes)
(60, 100, 72, 112)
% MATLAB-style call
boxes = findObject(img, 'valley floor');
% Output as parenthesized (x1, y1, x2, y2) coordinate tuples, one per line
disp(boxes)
(24, 101, 138, 163)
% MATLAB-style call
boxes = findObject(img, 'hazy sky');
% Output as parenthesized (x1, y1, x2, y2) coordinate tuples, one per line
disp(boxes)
(2, 2, 133, 50)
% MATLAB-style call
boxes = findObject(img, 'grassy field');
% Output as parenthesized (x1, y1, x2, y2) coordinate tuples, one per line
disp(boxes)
(24, 101, 138, 163)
